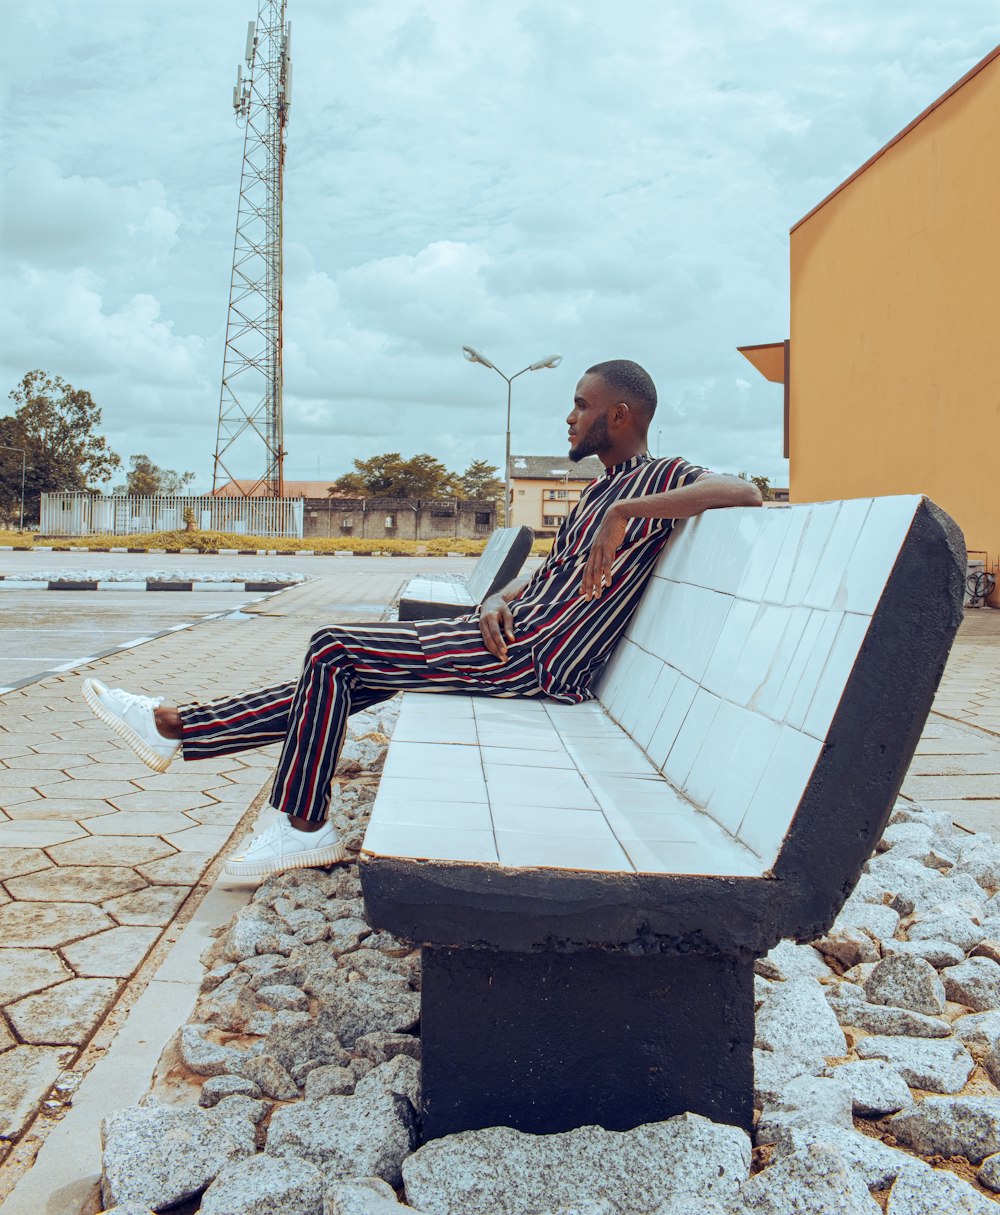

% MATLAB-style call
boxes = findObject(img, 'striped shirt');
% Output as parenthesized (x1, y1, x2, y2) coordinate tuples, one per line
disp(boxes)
(415, 453, 709, 703)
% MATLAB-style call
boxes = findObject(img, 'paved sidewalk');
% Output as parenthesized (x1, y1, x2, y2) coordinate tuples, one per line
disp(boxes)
(0, 568, 411, 1183)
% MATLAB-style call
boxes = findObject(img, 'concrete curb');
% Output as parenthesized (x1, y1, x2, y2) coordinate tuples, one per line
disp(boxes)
(0, 546, 477, 558)
(0, 579, 299, 592)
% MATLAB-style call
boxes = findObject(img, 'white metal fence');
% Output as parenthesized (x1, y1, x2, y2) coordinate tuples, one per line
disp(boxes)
(39, 492, 304, 539)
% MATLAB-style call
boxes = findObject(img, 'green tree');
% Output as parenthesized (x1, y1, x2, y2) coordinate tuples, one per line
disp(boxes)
(330, 453, 460, 499)
(115, 454, 195, 497)
(457, 459, 505, 512)
(0, 370, 121, 523)
(737, 471, 775, 502)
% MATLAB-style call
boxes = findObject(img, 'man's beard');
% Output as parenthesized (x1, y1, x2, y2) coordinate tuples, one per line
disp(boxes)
(569, 415, 610, 462)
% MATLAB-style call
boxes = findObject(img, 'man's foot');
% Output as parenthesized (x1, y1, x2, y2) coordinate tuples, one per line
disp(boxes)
(81, 678, 181, 774)
(224, 816, 347, 878)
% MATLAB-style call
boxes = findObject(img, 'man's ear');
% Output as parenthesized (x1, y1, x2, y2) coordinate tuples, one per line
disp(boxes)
(612, 401, 630, 428)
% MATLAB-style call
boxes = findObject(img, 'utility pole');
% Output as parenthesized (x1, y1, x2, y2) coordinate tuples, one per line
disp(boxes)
(212, 1, 291, 502)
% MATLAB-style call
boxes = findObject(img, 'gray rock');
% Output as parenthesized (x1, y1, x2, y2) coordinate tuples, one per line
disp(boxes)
(200, 1074, 263, 1108)
(313, 978, 419, 1048)
(267, 1087, 416, 1186)
(942, 957, 1000, 1011)
(258, 983, 310, 1012)
(402, 1114, 751, 1214)
(812, 927, 881, 968)
(863, 855, 950, 915)
(100, 1102, 257, 1210)
(888, 1096, 1000, 1163)
(825, 984, 950, 1038)
(219, 905, 282, 963)
(881, 938, 966, 969)
(953, 839, 1000, 891)
(854, 1035, 975, 1093)
(237, 1053, 299, 1100)
(201, 962, 237, 992)
(650, 1202, 724, 1215)
(753, 1049, 822, 1108)
(179, 1022, 250, 1077)
(754, 975, 773, 1008)
(978, 1153, 1000, 1194)
(824, 1059, 914, 1117)
(355, 1055, 421, 1110)
(728, 1142, 880, 1213)
(888, 804, 956, 839)
(264, 1011, 347, 1077)
(835, 900, 901, 943)
(95, 1206, 156, 1215)
(885, 1165, 997, 1214)
(952, 1010, 1000, 1059)
(355, 1031, 421, 1065)
(305, 1064, 356, 1099)
(200, 1153, 324, 1215)
(756, 1075, 854, 1145)
(863, 954, 946, 1015)
(326, 1176, 424, 1214)
(971, 940, 1000, 966)
(767, 1124, 928, 1191)
(986, 1040, 1000, 1087)
(754, 939, 830, 982)
(909, 906, 985, 953)
(215, 1094, 269, 1125)
(755, 979, 846, 1063)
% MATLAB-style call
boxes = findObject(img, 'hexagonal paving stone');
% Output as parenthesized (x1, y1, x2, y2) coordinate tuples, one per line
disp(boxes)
(32, 780, 139, 801)
(0, 901, 114, 948)
(4, 798, 119, 821)
(2, 752, 82, 770)
(84, 812, 195, 837)
(45, 836, 176, 867)
(108, 790, 219, 814)
(0, 1017, 14, 1052)
(0, 948, 72, 1003)
(0, 1045, 68, 1138)
(0, 741, 35, 759)
(0, 821, 89, 848)
(103, 885, 188, 926)
(62, 763, 150, 782)
(133, 772, 235, 792)
(0, 786, 43, 807)
(0, 767, 70, 789)
(184, 805, 245, 826)
(0, 847, 53, 881)
(137, 852, 213, 886)
(61, 925, 160, 977)
(164, 825, 236, 853)
(86, 749, 136, 763)
(7, 977, 120, 1045)
(6, 866, 147, 904)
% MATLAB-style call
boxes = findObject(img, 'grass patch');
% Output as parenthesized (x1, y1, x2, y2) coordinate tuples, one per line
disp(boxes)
(1, 529, 553, 557)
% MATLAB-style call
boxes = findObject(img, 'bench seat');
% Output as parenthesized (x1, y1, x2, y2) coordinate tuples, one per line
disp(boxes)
(364, 694, 761, 876)
(359, 493, 965, 1138)
(397, 525, 533, 620)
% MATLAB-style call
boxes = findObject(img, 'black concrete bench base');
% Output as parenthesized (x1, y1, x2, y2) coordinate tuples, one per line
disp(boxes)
(419, 945, 754, 1139)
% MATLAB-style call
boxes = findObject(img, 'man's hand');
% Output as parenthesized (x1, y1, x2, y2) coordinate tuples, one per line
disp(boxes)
(581, 504, 627, 600)
(479, 592, 515, 662)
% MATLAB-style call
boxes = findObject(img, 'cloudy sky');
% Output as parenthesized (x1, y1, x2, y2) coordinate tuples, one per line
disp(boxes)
(2, 2, 997, 493)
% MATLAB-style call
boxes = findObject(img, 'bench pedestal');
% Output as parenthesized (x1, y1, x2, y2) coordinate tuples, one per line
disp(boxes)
(419, 945, 754, 1141)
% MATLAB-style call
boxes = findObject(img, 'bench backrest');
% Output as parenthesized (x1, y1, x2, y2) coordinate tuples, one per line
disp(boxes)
(597, 496, 964, 884)
(466, 525, 535, 604)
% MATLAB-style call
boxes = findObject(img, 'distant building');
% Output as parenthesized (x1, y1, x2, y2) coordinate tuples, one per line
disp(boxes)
(213, 478, 339, 498)
(738, 44, 999, 604)
(301, 497, 495, 541)
(508, 454, 603, 534)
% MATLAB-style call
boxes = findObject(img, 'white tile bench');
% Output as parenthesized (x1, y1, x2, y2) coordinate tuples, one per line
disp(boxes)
(359, 496, 965, 1139)
(397, 525, 534, 620)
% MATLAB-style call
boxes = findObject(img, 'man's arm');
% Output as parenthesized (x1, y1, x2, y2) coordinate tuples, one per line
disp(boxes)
(581, 473, 762, 600)
(478, 576, 530, 662)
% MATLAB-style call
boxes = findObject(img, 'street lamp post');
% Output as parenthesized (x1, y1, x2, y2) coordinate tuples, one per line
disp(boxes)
(0, 445, 27, 532)
(461, 346, 562, 527)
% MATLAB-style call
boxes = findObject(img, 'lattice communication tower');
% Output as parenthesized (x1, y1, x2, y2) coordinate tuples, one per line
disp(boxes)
(212, 0, 291, 500)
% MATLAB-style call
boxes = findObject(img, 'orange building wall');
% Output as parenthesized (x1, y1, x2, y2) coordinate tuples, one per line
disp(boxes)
(789, 50, 1000, 601)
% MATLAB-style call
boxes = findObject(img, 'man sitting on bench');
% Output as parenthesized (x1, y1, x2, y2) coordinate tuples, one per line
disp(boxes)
(83, 360, 761, 878)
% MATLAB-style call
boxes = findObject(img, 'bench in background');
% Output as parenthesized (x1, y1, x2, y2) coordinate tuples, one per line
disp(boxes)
(397, 525, 534, 620)
(360, 496, 965, 1139)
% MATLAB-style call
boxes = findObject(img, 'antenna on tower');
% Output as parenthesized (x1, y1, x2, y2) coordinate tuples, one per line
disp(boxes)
(212, 1, 290, 506)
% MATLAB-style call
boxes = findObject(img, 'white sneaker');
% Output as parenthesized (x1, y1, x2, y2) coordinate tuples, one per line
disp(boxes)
(224, 816, 347, 878)
(81, 678, 181, 773)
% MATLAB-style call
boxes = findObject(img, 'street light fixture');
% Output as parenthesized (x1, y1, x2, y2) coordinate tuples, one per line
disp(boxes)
(461, 346, 563, 527)
(0, 445, 27, 532)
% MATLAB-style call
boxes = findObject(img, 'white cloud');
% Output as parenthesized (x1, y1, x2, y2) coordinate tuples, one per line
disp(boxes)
(2, 0, 999, 491)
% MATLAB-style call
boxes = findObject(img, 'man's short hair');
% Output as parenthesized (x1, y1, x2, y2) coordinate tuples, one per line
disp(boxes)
(586, 359, 657, 419)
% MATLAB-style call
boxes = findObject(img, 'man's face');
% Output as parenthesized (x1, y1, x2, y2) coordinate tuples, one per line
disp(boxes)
(566, 373, 617, 462)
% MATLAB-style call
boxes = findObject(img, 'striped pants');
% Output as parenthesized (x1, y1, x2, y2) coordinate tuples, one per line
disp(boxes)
(179, 621, 543, 823)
